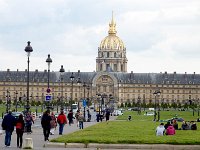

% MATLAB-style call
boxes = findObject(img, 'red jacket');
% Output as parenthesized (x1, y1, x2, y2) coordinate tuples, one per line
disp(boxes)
(166, 125, 176, 135)
(57, 114, 67, 124)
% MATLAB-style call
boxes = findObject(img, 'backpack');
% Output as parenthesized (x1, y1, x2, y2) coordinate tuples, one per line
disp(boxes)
(16, 122, 22, 129)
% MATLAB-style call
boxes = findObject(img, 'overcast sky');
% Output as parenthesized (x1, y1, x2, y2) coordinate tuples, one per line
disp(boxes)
(0, 0, 199, 74)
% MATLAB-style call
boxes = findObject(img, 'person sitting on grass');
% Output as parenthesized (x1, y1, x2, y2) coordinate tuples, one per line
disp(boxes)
(191, 121, 197, 130)
(166, 124, 176, 135)
(164, 121, 171, 129)
(172, 120, 178, 130)
(181, 121, 189, 130)
(156, 123, 165, 136)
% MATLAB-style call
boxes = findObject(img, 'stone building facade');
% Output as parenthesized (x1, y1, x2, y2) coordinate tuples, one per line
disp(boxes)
(0, 15, 200, 107)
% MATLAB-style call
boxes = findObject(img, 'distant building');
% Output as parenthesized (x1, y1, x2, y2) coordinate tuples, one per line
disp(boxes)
(0, 14, 200, 108)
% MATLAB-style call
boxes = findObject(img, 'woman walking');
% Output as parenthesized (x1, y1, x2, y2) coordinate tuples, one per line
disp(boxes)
(16, 114, 25, 148)
(50, 112, 57, 135)
(57, 110, 67, 135)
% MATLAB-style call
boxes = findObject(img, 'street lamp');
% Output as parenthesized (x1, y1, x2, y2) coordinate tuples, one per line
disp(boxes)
(86, 85, 90, 108)
(83, 82, 87, 119)
(137, 96, 141, 115)
(70, 72, 75, 111)
(46, 54, 52, 110)
(24, 41, 33, 112)
(15, 91, 18, 112)
(153, 90, 161, 121)
(77, 77, 81, 110)
(59, 65, 65, 110)
(6, 90, 10, 113)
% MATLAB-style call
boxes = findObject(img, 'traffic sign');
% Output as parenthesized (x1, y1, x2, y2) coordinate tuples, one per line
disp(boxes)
(83, 99, 87, 107)
(45, 95, 51, 101)
(46, 88, 51, 93)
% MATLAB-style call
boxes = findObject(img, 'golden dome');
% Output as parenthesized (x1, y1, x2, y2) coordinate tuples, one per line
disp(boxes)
(99, 12, 125, 51)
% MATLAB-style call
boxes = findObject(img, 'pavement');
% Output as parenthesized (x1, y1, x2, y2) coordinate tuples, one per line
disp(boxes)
(1, 114, 200, 150)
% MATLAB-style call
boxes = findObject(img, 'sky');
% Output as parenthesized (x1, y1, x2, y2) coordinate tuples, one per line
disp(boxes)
(0, 0, 200, 74)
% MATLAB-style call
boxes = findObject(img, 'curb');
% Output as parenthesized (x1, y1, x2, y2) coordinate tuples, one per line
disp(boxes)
(45, 143, 200, 149)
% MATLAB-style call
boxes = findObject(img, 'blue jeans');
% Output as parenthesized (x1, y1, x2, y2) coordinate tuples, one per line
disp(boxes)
(5, 130, 12, 146)
(59, 124, 64, 135)
(79, 121, 83, 129)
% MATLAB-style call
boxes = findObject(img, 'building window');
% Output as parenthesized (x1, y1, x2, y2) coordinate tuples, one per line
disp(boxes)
(114, 64, 117, 71)
(107, 52, 109, 57)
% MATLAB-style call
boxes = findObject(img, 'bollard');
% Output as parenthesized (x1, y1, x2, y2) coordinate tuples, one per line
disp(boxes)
(24, 138, 33, 149)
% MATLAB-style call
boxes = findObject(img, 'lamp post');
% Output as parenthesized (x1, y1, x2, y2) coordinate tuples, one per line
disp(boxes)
(24, 41, 33, 112)
(46, 54, 52, 110)
(86, 85, 90, 108)
(59, 65, 65, 110)
(153, 90, 161, 121)
(77, 77, 81, 110)
(15, 91, 18, 112)
(6, 90, 10, 113)
(83, 82, 87, 119)
(70, 72, 75, 111)
(137, 96, 141, 115)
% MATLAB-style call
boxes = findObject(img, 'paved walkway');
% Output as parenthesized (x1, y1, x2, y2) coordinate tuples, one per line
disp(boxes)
(0, 114, 116, 150)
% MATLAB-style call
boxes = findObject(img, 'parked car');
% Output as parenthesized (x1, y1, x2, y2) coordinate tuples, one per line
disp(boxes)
(144, 112, 154, 116)
(113, 110, 123, 116)
(4, 112, 23, 119)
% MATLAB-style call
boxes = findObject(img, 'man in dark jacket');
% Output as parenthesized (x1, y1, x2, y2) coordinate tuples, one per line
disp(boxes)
(41, 110, 52, 141)
(1, 110, 16, 147)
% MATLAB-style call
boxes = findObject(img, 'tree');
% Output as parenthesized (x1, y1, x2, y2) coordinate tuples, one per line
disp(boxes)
(127, 102, 131, 108)
(120, 103, 124, 108)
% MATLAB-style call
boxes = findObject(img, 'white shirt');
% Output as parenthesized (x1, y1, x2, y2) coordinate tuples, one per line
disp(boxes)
(156, 125, 165, 136)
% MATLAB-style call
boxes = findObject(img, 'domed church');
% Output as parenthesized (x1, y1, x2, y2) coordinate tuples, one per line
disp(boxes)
(0, 14, 200, 110)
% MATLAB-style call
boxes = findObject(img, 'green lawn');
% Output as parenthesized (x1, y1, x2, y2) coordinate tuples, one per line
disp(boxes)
(51, 110, 200, 144)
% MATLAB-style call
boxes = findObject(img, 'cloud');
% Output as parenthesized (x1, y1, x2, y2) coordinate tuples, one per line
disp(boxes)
(0, 0, 199, 74)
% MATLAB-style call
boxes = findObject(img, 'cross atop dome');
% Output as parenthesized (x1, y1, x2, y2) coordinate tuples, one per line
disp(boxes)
(108, 11, 117, 35)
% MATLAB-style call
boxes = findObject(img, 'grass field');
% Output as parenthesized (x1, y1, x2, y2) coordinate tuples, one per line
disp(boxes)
(51, 110, 200, 144)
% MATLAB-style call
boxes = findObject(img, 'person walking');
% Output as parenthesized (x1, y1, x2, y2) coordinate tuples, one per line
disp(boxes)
(78, 112, 84, 129)
(15, 114, 25, 148)
(67, 110, 74, 126)
(50, 112, 57, 135)
(75, 110, 80, 127)
(105, 109, 110, 122)
(41, 110, 52, 141)
(57, 110, 67, 135)
(1, 110, 16, 147)
(25, 112, 34, 134)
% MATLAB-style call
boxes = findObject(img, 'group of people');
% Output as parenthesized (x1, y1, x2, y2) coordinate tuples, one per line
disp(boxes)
(156, 119, 198, 136)
(1, 108, 97, 148)
(181, 121, 197, 130)
(156, 121, 176, 136)
(1, 110, 34, 148)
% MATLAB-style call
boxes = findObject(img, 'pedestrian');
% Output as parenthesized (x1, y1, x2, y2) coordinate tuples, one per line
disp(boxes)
(87, 109, 91, 122)
(1, 110, 16, 147)
(105, 109, 110, 122)
(25, 112, 34, 134)
(50, 112, 57, 135)
(57, 110, 67, 135)
(156, 123, 165, 136)
(15, 114, 25, 148)
(75, 110, 80, 127)
(67, 110, 74, 126)
(78, 112, 84, 129)
(41, 110, 52, 141)
(96, 113, 100, 122)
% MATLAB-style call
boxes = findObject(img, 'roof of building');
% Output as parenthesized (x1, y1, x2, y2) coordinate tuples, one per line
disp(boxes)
(0, 69, 199, 85)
